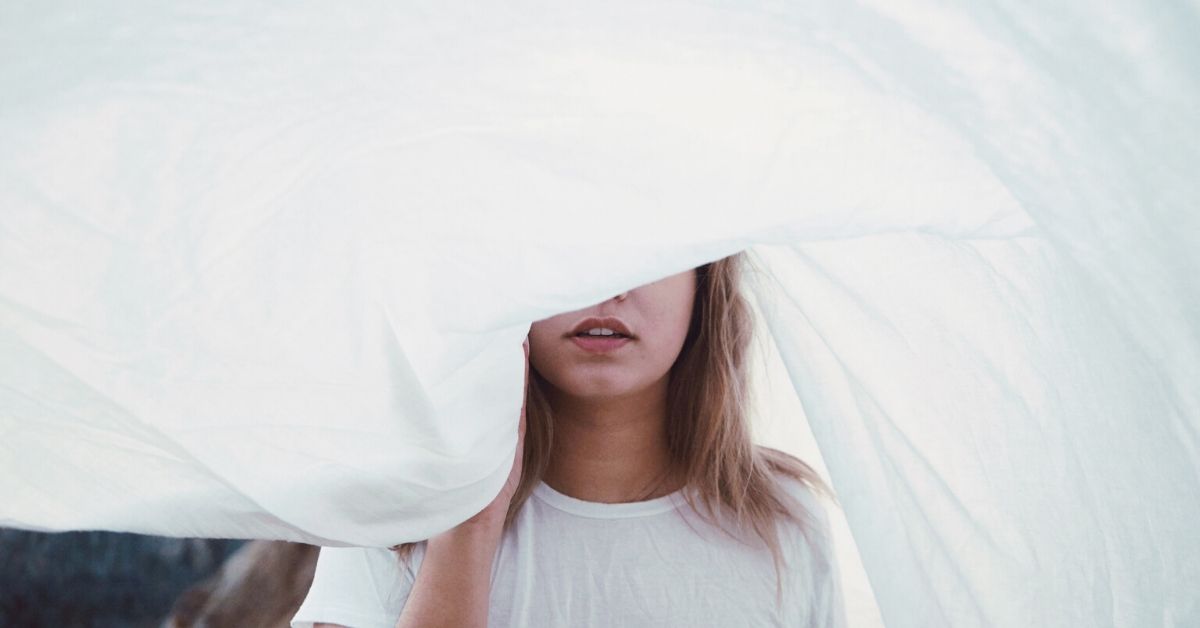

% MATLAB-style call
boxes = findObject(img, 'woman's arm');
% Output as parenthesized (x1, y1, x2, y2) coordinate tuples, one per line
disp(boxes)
(394, 337, 529, 628)
(393, 518, 505, 628)
(306, 518, 505, 628)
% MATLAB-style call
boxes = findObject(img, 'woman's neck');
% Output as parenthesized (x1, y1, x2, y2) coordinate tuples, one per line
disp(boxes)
(542, 376, 680, 503)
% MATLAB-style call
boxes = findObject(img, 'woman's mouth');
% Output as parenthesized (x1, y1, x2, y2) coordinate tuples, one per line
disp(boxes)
(571, 333, 632, 354)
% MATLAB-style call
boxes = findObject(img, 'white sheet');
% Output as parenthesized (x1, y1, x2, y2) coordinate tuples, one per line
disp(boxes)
(2, 2, 1197, 626)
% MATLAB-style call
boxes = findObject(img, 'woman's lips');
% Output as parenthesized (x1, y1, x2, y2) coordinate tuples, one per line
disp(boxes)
(570, 335, 632, 354)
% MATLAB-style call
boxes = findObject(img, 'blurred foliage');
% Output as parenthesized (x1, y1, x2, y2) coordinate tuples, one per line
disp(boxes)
(0, 528, 244, 628)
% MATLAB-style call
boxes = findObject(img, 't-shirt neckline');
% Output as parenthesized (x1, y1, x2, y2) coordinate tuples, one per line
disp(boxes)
(532, 480, 686, 519)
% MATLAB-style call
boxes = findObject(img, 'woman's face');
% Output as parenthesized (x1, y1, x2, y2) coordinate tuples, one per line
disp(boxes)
(528, 269, 698, 401)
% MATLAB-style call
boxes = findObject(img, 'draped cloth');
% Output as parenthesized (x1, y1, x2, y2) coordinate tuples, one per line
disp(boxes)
(1, 3, 1197, 626)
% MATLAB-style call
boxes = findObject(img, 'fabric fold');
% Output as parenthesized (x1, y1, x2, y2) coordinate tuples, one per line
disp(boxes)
(2, 2, 1197, 626)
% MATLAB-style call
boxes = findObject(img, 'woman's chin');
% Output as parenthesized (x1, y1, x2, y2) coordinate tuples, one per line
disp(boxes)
(561, 379, 658, 403)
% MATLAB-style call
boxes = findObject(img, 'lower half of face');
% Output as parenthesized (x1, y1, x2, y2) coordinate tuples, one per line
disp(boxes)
(527, 269, 697, 401)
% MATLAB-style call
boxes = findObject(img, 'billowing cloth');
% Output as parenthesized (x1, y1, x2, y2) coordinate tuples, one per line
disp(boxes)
(1, 2, 1197, 627)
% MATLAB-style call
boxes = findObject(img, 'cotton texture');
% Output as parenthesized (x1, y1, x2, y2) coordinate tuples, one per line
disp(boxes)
(291, 478, 844, 628)
(1, 2, 1197, 627)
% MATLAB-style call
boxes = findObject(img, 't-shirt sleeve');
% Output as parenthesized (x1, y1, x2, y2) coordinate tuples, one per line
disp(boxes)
(807, 518, 848, 628)
(782, 479, 849, 628)
(291, 545, 422, 628)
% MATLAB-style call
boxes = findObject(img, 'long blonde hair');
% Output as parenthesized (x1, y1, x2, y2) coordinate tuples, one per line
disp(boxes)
(395, 252, 833, 600)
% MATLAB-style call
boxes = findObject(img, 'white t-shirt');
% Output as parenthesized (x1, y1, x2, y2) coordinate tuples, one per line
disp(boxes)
(292, 477, 845, 628)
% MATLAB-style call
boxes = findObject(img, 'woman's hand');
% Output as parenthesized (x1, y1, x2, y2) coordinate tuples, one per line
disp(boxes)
(396, 337, 529, 628)
(463, 336, 529, 527)
(398, 343, 525, 628)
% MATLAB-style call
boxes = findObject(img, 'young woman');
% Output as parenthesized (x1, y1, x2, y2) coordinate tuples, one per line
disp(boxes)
(292, 253, 845, 627)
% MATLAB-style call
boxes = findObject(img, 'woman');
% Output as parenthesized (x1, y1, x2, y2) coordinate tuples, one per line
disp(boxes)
(292, 253, 845, 627)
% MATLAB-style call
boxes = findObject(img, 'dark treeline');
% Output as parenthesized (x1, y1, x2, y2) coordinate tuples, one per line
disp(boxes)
(0, 529, 243, 628)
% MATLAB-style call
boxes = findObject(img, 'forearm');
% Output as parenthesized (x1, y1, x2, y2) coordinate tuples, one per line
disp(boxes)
(395, 518, 504, 628)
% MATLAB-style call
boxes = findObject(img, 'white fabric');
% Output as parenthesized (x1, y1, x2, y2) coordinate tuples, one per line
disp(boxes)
(1, 2, 1198, 627)
(290, 478, 844, 628)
